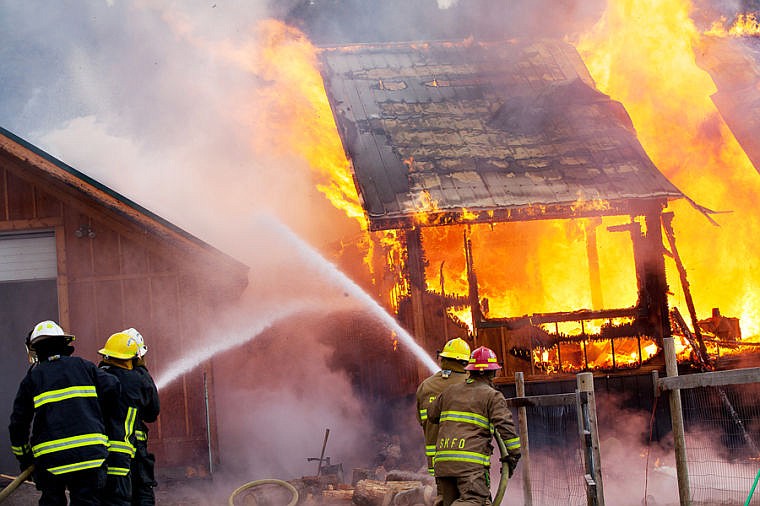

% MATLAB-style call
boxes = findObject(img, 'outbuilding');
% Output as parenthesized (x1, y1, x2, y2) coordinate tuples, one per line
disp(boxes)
(0, 127, 248, 477)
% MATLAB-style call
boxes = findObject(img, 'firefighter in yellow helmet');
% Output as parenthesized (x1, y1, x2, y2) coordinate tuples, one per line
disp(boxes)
(416, 337, 471, 501)
(9, 320, 120, 506)
(428, 346, 521, 506)
(122, 328, 160, 506)
(97, 332, 157, 506)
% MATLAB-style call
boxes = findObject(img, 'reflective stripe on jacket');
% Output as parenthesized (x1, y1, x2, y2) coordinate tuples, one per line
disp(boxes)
(99, 363, 158, 476)
(415, 363, 467, 475)
(428, 375, 521, 477)
(9, 355, 119, 475)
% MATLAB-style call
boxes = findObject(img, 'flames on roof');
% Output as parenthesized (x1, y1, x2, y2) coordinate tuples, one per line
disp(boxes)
(318, 39, 684, 231)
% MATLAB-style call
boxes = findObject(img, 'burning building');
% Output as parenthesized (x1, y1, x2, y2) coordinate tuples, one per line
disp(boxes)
(316, 38, 707, 380)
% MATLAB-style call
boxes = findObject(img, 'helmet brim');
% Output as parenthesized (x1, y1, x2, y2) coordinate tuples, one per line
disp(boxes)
(465, 363, 502, 371)
(98, 348, 136, 360)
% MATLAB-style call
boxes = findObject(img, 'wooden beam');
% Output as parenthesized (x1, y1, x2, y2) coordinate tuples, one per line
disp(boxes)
(505, 392, 577, 408)
(658, 366, 760, 392)
(0, 217, 63, 231)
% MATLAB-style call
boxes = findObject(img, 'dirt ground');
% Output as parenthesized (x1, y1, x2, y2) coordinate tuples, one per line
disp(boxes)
(0, 475, 234, 505)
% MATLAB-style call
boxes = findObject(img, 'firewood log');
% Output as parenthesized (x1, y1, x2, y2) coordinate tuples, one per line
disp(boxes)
(352, 479, 421, 506)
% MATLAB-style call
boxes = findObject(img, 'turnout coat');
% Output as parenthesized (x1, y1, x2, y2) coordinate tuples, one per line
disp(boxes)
(9, 355, 120, 475)
(427, 375, 521, 477)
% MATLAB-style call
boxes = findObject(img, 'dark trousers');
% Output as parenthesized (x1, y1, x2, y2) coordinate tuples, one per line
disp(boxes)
(437, 468, 492, 506)
(100, 474, 131, 506)
(35, 466, 106, 506)
(130, 443, 156, 506)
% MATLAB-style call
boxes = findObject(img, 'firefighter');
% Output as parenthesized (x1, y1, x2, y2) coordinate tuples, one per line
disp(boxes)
(427, 346, 521, 506)
(122, 328, 160, 506)
(9, 320, 120, 506)
(416, 338, 471, 477)
(97, 332, 157, 506)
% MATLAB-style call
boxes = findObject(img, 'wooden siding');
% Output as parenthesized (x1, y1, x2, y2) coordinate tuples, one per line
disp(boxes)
(0, 148, 247, 476)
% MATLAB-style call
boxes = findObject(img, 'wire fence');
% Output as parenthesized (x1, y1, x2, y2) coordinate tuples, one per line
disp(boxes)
(681, 383, 760, 505)
(517, 404, 587, 506)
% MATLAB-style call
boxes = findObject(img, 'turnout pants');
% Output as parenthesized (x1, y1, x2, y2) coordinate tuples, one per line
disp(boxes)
(437, 467, 492, 506)
(35, 466, 106, 506)
(131, 442, 157, 506)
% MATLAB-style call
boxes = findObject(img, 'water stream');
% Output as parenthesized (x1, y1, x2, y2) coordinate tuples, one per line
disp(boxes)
(154, 216, 438, 390)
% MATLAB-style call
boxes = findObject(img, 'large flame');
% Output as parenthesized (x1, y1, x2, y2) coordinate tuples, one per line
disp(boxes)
(577, 0, 760, 340)
(249, 20, 365, 228)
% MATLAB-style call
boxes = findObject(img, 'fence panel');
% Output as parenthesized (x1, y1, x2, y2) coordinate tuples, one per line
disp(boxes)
(505, 373, 600, 506)
(658, 337, 760, 506)
(681, 384, 760, 505)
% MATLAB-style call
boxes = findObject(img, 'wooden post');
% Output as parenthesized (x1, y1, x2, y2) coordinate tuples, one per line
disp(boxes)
(577, 372, 605, 506)
(515, 372, 533, 506)
(585, 218, 604, 310)
(663, 337, 690, 506)
(406, 228, 428, 380)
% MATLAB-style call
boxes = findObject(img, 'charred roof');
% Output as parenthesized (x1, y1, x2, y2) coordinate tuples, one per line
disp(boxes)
(319, 39, 684, 231)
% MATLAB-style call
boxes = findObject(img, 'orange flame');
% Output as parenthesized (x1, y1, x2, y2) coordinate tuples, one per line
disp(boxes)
(248, 20, 365, 228)
(705, 13, 760, 37)
(577, 0, 760, 340)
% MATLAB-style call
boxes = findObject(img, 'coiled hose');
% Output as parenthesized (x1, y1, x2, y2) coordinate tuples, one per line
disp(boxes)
(228, 478, 299, 506)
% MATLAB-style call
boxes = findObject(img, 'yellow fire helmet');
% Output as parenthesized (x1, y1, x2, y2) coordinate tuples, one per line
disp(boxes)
(438, 337, 471, 362)
(99, 332, 139, 360)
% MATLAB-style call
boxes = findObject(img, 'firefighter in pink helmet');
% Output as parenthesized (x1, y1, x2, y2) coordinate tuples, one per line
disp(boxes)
(427, 346, 521, 506)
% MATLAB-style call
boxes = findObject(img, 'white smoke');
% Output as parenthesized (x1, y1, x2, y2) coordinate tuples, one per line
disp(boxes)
(437, 0, 460, 9)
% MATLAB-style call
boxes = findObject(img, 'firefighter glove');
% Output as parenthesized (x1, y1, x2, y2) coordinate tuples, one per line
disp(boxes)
(17, 452, 34, 473)
(500, 453, 521, 478)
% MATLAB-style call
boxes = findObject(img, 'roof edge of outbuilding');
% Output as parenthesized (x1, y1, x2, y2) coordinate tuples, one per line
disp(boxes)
(0, 125, 250, 281)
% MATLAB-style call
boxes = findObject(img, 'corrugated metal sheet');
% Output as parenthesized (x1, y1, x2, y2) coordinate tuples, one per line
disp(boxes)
(319, 39, 684, 230)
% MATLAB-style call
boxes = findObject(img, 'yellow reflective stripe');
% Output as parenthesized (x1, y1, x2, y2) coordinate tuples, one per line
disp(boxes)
(32, 433, 108, 457)
(425, 445, 436, 457)
(428, 468, 435, 475)
(47, 458, 105, 475)
(11, 444, 31, 456)
(434, 450, 490, 466)
(120, 406, 137, 454)
(107, 466, 130, 476)
(505, 437, 521, 450)
(419, 409, 428, 421)
(440, 411, 490, 430)
(34, 386, 97, 408)
(108, 441, 136, 457)
(135, 430, 147, 442)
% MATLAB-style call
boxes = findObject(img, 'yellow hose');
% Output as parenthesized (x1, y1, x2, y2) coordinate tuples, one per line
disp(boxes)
(228, 478, 299, 506)
(493, 433, 509, 506)
(0, 466, 34, 503)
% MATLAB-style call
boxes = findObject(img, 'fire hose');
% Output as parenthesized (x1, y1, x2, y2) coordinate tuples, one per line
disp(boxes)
(493, 431, 509, 506)
(228, 478, 299, 506)
(0, 466, 34, 503)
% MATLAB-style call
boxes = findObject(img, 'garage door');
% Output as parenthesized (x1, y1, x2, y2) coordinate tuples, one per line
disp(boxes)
(0, 231, 59, 474)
